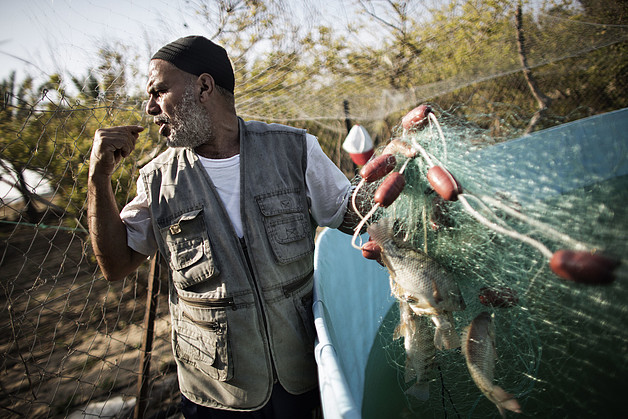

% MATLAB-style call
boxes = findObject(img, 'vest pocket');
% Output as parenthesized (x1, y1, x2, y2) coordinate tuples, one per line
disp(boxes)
(295, 288, 316, 345)
(255, 189, 314, 264)
(159, 208, 219, 290)
(284, 271, 316, 345)
(174, 309, 233, 382)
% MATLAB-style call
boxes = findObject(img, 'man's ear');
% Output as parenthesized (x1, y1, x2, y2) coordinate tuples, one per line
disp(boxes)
(197, 74, 215, 102)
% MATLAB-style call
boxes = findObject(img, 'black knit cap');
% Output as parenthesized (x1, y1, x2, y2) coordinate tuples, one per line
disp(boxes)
(151, 35, 235, 94)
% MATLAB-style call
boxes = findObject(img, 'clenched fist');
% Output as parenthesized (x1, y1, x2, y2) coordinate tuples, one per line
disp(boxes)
(90, 125, 144, 177)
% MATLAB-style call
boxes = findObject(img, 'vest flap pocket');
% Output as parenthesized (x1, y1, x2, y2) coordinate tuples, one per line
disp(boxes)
(159, 209, 219, 289)
(267, 214, 313, 263)
(256, 189, 314, 264)
(269, 214, 308, 244)
(174, 311, 233, 382)
(177, 208, 203, 222)
(255, 188, 303, 216)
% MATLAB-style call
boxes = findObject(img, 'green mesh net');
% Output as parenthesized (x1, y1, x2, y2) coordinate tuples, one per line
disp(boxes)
(354, 106, 627, 418)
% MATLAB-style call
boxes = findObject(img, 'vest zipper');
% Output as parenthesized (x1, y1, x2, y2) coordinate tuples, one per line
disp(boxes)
(181, 312, 223, 333)
(178, 294, 237, 311)
(239, 237, 268, 325)
(281, 269, 314, 297)
(239, 237, 277, 383)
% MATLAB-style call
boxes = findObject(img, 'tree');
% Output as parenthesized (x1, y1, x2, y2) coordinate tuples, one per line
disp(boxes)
(0, 73, 59, 222)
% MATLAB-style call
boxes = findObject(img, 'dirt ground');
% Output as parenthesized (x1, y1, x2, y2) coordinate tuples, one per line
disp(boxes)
(0, 212, 179, 418)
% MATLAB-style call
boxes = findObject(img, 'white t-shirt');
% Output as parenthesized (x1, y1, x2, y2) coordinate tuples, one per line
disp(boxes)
(121, 133, 352, 256)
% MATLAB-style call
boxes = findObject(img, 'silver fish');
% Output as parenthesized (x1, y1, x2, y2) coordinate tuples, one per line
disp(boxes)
(368, 218, 466, 349)
(394, 300, 436, 400)
(462, 312, 522, 418)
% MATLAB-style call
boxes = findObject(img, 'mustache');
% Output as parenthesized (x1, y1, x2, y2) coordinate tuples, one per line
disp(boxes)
(154, 115, 170, 125)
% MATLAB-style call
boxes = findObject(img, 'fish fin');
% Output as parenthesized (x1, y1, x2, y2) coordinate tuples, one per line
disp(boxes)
(394, 322, 405, 340)
(458, 292, 467, 310)
(366, 218, 394, 246)
(434, 326, 460, 350)
(460, 322, 471, 353)
(431, 278, 444, 304)
(433, 313, 460, 350)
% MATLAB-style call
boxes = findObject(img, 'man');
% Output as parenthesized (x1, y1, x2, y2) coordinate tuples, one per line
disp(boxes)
(88, 36, 366, 418)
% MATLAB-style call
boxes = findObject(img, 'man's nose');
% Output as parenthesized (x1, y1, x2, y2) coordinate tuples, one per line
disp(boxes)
(145, 97, 161, 116)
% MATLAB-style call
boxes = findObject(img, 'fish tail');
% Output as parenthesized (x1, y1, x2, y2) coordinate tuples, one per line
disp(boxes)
(405, 380, 430, 401)
(491, 385, 522, 417)
(403, 354, 431, 401)
(366, 217, 394, 246)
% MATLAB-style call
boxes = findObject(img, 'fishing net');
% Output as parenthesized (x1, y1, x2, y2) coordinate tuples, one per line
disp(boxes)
(355, 106, 628, 418)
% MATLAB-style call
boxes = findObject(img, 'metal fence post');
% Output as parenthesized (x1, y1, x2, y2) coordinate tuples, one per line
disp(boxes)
(134, 253, 161, 419)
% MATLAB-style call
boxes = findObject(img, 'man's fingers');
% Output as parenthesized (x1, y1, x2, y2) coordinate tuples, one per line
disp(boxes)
(91, 126, 145, 174)
(119, 142, 132, 158)
(123, 125, 145, 136)
(90, 125, 144, 177)
(96, 126, 144, 146)
(115, 125, 145, 141)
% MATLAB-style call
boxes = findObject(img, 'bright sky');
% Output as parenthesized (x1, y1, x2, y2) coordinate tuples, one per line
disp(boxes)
(0, 0, 216, 83)
(0, 0, 357, 86)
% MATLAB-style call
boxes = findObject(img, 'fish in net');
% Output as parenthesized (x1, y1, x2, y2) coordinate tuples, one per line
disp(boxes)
(351, 105, 627, 417)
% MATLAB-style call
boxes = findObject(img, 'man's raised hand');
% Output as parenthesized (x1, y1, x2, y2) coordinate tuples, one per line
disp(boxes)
(90, 125, 144, 177)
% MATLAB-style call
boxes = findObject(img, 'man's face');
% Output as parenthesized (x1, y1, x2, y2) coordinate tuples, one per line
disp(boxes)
(145, 60, 214, 148)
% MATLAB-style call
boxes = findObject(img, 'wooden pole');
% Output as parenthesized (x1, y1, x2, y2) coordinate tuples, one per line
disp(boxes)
(515, 1, 551, 134)
(134, 253, 161, 419)
(343, 100, 357, 173)
(343, 99, 352, 133)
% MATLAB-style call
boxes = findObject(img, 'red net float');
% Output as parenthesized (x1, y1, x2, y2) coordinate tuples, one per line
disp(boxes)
(550, 250, 620, 285)
(402, 104, 432, 131)
(359, 154, 396, 183)
(427, 166, 462, 201)
(374, 172, 405, 207)
(361, 239, 383, 265)
(478, 287, 519, 308)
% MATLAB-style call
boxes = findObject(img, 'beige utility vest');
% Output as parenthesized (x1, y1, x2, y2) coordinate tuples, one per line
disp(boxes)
(140, 118, 317, 410)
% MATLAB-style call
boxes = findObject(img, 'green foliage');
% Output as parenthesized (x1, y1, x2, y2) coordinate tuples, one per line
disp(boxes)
(1, 0, 625, 226)
(0, 66, 157, 226)
(345, 0, 627, 136)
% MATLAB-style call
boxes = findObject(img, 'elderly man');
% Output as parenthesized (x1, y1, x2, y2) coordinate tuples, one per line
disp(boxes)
(88, 36, 366, 418)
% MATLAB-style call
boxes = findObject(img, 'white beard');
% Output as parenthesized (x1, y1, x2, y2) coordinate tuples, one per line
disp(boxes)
(165, 85, 215, 149)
